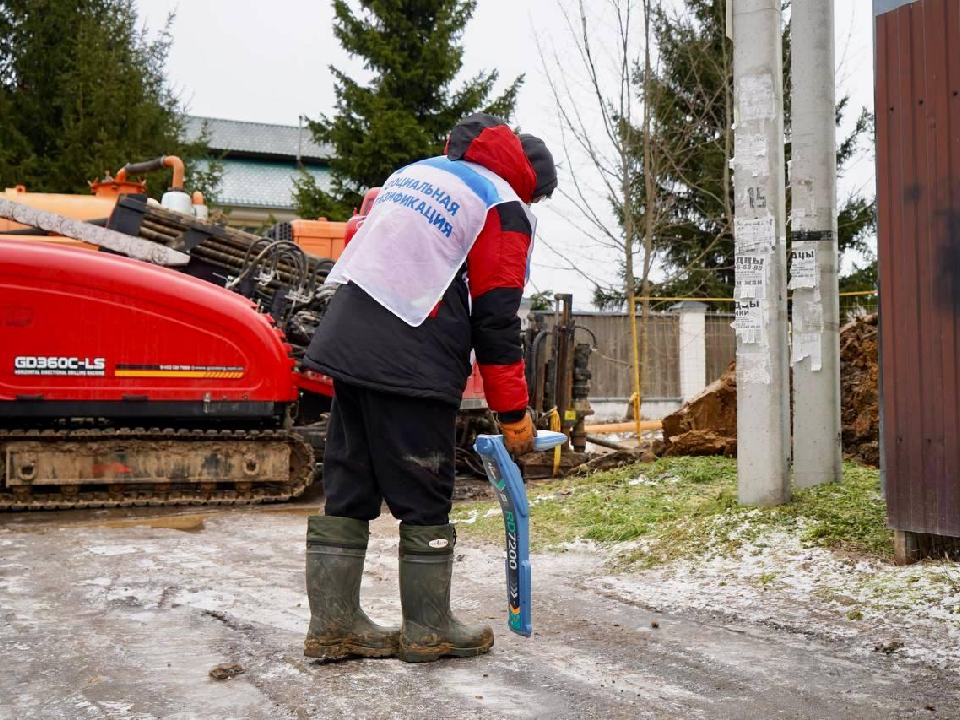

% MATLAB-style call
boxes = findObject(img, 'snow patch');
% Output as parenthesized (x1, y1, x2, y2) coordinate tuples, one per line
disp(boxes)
(86, 544, 147, 556)
(82, 577, 112, 588)
(595, 527, 960, 673)
(453, 509, 478, 525)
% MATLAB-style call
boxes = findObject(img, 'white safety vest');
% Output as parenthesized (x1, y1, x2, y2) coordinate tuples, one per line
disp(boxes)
(327, 156, 535, 327)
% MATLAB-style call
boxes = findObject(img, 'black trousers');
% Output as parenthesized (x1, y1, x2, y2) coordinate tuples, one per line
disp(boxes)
(323, 379, 458, 526)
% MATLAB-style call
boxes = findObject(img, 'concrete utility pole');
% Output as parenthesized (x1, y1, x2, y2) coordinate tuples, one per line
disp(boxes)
(731, 0, 791, 506)
(790, 0, 842, 488)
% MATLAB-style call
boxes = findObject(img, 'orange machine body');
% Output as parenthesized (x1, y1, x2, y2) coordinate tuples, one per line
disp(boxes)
(288, 219, 348, 260)
(2, 179, 352, 263)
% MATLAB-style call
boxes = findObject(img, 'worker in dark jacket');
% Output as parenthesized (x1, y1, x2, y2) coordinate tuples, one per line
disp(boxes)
(301, 113, 557, 663)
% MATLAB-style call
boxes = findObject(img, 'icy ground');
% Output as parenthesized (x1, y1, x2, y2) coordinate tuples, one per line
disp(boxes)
(1, 504, 959, 719)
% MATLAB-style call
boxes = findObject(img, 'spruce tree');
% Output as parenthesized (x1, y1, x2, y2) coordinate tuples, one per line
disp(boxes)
(296, 0, 523, 220)
(0, 0, 217, 199)
(609, 0, 875, 303)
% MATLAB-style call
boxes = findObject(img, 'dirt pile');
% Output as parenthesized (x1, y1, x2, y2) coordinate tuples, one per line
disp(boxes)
(840, 314, 880, 466)
(665, 429, 737, 457)
(209, 663, 244, 680)
(661, 314, 880, 465)
(661, 366, 737, 457)
(573, 437, 666, 473)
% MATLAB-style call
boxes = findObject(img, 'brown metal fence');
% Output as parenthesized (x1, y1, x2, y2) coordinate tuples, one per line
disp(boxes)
(875, 0, 960, 538)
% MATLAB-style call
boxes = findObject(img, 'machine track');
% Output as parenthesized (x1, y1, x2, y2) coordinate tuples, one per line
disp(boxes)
(0, 426, 314, 511)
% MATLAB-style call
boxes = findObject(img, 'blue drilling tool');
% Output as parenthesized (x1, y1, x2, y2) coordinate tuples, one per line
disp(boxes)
(474, 430, 567, 637)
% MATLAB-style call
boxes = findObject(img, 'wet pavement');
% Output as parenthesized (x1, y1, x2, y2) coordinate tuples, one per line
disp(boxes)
(1, 502, 959, 719)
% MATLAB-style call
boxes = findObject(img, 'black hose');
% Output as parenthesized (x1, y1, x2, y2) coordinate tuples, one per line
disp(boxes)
(234, 239, 301, 287)
(1, 227, 49, 236)
(123, 157, 167, 175)
(573, 324, 599, 348)
(306, 259, 335, 294)
(527, 329, 554, 406)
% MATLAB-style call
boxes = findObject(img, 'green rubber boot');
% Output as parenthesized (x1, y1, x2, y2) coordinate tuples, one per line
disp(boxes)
(303, 516, 400, 660)
(398, 523, 494, 663)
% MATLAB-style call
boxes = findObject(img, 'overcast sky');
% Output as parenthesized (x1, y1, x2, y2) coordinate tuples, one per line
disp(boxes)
(137, 0, 876, 309)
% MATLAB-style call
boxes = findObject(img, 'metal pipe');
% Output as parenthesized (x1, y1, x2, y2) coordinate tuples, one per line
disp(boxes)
(140, 218, 180, 233)
(554, 294, 574, 426)
(528, 328, 553, 412)
(585, 435, 632, 451)
(0, 197, 189, 266)
(584, 421, 661, 434)
(139, 227, 175, 244)
(194, 240, 309, 278)
(163, 156, 186, 190)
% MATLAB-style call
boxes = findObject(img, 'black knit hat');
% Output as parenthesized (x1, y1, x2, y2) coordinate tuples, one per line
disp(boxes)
(518, 133, 558, 200)
(446, 112, 509, 160)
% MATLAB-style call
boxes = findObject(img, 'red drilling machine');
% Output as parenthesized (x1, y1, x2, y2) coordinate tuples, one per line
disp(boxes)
(0, 158, 501, 509)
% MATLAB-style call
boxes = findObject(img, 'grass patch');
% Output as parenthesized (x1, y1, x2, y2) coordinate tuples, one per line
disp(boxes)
(775, 463, 892, 557)
(451, 457, 891, 568)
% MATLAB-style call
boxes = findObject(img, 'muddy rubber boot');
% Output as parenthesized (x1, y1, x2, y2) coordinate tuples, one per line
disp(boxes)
(303, 516, 400, 660)
(398, 523, 494, 663)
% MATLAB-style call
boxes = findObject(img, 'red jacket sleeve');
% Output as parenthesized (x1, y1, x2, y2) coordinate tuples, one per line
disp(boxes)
(467, 201, 532, 416)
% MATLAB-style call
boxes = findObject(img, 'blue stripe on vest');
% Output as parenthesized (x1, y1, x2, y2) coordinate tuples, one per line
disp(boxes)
(417, 156, 503, 206)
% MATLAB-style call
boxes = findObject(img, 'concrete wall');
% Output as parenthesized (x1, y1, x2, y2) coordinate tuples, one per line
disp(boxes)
(676, 301, 708, 403)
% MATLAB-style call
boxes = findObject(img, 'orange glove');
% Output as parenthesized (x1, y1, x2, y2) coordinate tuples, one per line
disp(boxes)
(501, 410, 537, 457)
